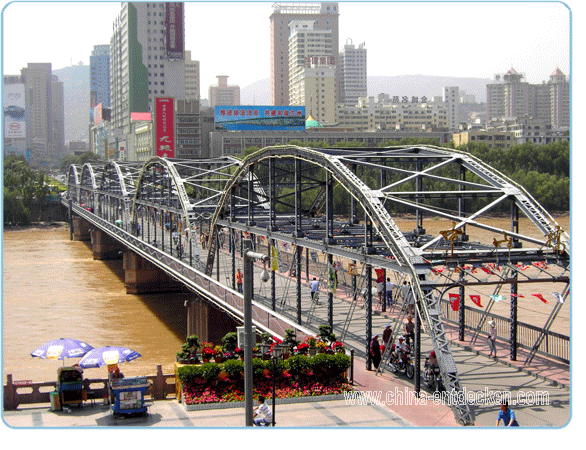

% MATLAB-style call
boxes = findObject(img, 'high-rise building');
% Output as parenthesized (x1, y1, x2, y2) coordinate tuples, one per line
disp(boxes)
(339, 39, 367, 106)
(184, 50, 200, 101)
(443, 86, 460, 130)
(21, 63, 53, 165)
(288, 20, 336, 123)
(486, 67, 569, 128)
(3, 75, 27, 158)
(270, 2, 339, 106)
(110, 2, 186, 147)
(3, 64, 65, 165)
(90, 44, 111, 110)
(12, 63, 64, 166)
(547, 68, 570, 128)
(51, 75, 65, 161)
(208, 75, 240, 107)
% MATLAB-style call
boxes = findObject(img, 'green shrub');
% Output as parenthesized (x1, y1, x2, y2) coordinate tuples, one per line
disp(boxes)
(200, 362, 222, 382)
(286, 354, 311, 375)
(222, 358, 244, 379)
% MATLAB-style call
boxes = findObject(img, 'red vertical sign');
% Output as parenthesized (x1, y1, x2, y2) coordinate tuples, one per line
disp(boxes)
(155, 97, 175, 158)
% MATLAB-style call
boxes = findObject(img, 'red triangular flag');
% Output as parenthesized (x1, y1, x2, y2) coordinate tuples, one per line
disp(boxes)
(470, 294, 483, 307)
(510, 294, 525, 298)
(532, 293, 548, 304)
(449, 293, 460, 311)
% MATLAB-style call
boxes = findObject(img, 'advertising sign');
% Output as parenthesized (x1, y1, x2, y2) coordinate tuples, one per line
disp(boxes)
(94, 103, 103, 125)
(155, 97, 175, 158)
(165, 2, 184, 60)
(215, 106, 306, 131)
(3, 84, 26, 138)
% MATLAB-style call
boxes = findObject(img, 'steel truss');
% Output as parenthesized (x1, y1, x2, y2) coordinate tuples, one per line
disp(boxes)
(65, 146, 569, 426)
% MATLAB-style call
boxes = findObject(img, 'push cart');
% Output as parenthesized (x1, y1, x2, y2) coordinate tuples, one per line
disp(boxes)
(110, 376, 151, 417)
(57, 366, 84, 409)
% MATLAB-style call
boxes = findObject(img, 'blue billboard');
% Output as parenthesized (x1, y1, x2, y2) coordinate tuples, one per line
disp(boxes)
(215, 106, 306, 131)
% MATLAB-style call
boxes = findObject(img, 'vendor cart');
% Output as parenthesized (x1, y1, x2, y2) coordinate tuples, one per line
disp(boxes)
(110, 376, 151, 417)
(57, 366, 84, 409)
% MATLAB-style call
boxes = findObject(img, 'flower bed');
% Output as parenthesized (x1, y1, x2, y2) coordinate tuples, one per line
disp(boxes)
(177, 353, 352, 406)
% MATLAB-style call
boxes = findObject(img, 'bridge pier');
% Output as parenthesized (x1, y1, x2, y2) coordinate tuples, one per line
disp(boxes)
(186, 296, 239, 343)
(72, 216, 91, 241)
(122, 251, 184, 294)
(91, 229, 125, 260)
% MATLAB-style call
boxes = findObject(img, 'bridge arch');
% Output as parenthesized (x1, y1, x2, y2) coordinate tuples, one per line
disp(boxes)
(66, 165, 80, 202)
(204, 144, 570, 425)
(79, 163, 100, 211)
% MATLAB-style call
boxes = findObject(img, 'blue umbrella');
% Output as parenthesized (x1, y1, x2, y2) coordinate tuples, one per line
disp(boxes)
(78, 346, 141, 369)
(31, 338, 94, 362)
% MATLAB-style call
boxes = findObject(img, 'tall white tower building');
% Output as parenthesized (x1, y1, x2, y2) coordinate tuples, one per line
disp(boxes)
(443, 86, 460, 130)
(339, 39, 367, 106)
(288, 20, 336, 123)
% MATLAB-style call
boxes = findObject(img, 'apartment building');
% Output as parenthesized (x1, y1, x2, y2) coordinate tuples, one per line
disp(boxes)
(270, 2, 339, 106)
(208, 75, 240, 108)
(339, 39, 367, 107)
(336, 95, 449, 131)
(486, 67, 570, 128)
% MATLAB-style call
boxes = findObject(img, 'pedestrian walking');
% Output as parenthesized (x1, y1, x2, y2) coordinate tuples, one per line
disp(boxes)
(386, 277, 394, 306)
(404, 316, 415, 346)
(488, 320, 497, 359)
(236, 269, 243, 293)
(370, 335, 382, 369)
(310, 277, 320, 303)
(382, 324, 393, 345)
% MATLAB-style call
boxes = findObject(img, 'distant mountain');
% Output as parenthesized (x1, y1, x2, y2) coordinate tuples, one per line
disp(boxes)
(240, 75, 492, 105)
(54, 65, 90, 143)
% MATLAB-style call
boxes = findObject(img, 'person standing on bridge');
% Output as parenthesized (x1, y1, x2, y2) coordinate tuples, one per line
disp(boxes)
(236, 269, 243, 293)
(386, 277, 395, 306)
(310, 277, 320, 304)
(488, 320, 497, 359)
(370, 335, 382, 369)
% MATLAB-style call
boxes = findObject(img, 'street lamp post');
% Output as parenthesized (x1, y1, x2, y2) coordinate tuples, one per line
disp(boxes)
(243, 239, 269, 427)
(271, 345, 284, 426)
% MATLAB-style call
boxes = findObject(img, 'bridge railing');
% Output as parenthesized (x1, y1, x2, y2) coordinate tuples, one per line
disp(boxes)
(439, 299, 569, 363)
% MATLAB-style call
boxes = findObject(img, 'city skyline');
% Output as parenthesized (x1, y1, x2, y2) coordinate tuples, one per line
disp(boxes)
(1, 0, 573, 98)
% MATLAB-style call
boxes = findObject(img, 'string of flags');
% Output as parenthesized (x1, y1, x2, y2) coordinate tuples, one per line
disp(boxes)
(430, 261, 550, 275)
(447, 291, 565, 311)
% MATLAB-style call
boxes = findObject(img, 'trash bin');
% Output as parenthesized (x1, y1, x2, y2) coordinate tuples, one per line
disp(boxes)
(50, 391, 61, 411)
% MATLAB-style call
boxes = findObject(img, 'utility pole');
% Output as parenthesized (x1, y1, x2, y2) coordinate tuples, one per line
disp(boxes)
(243, 239, 269, 426)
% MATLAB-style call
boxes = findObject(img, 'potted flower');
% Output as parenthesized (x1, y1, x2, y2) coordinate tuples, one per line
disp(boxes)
(316, 341, 328, 354)
(201, 342, 217, 363)
(332, 341, 345, 354)
(234, 347, 244, 360)
(214, 345, 224, 363)
(295, 342, 309, 355)
(305, 335, 318, 356)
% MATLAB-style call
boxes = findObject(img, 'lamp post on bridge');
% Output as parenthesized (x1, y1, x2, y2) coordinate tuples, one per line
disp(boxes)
(243, 239, 269, 427)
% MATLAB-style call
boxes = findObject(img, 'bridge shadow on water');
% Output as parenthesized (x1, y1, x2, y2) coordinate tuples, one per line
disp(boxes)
(80, 242, 189, 341)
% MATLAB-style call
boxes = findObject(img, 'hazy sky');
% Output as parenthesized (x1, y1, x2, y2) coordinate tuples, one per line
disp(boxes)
(1, 0, 574, 95)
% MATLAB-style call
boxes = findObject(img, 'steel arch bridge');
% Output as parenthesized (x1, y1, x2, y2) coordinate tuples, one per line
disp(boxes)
(64, 145, 570, 426)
